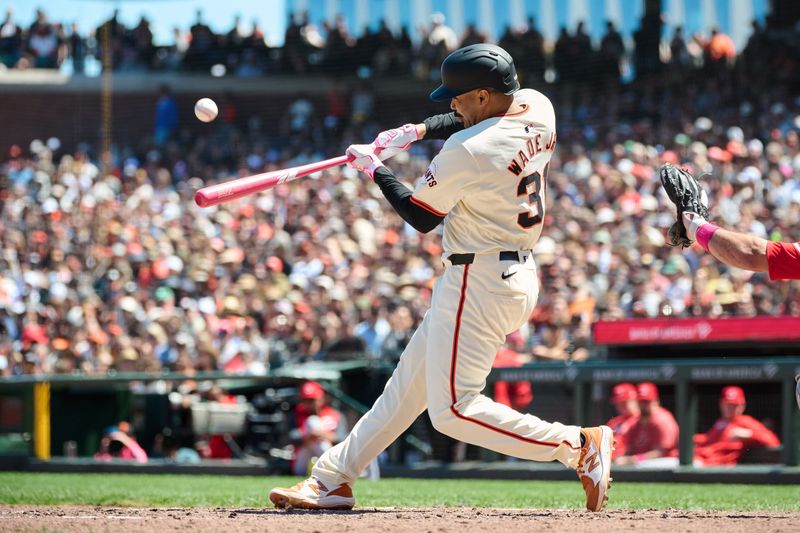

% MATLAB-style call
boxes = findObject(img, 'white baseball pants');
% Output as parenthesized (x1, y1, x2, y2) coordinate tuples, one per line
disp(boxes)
(312, 252, 582, 486)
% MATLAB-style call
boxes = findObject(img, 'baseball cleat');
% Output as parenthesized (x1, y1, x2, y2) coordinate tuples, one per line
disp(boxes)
(269, 476, 355, 510)
(577, 425, 614, 512)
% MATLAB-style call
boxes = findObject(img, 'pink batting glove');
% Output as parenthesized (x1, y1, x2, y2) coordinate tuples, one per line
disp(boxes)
(372, 123, 419, 161)
(346, 144, 385, 179)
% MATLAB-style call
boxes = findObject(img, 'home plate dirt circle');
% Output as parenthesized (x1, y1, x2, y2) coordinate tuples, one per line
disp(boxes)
(0, 506, 797, 532)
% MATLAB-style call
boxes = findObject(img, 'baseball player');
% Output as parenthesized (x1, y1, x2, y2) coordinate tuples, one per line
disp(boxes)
(606, 383, 640, 460)
(661, 164, 800, 280)
(270, 44, 614, 512)
(693, 386, 780, 466)
(614, 382, 678, 467)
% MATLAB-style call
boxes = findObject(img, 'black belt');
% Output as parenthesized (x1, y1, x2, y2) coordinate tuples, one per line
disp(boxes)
(448, 250, 525, 265)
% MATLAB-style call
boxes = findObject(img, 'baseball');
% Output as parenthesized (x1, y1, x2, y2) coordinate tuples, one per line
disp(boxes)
(194, 98, 218, 123)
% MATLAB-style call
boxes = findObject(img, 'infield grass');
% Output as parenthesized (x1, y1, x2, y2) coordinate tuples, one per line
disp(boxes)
(0, 473, 798, 511)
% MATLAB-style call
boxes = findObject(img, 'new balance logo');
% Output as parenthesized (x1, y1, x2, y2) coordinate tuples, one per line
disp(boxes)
(582, 443, 603, 486)
(308, 480, 327, 495)
(585, 451, 600, 473)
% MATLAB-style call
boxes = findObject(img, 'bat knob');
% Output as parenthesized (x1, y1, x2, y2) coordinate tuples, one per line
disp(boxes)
(194, 190, 210, 208)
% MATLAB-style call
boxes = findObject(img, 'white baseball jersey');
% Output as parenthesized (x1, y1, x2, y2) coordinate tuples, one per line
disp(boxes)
(410, 88, 557, 254)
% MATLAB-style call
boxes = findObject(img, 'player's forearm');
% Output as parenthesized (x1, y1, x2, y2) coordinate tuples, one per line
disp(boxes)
(373, 167, 444, 233)
(641, 449, 667, 460)
(707, 228, 769, 272)
(420, 112, 464, 140)
(619, 449, 667, 464)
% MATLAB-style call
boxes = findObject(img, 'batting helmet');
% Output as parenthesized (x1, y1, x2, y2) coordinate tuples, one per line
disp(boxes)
(430, 44, 520, 102)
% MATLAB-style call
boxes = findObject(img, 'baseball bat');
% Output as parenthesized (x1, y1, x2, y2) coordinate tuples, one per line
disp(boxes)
(194, 154, 353, 207)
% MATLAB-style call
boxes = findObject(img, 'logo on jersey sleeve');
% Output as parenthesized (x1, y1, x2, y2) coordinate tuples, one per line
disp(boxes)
(420, 163, 438, 188)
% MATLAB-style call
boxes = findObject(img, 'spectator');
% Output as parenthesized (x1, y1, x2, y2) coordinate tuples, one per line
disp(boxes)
(599, 21, 624, 85)
(68, 23, 85, 74)
(354, 305, 390, 359)
(27, 9, 61, 68)
(282, 12, 309, 74)
(492, 331, 534, 411)
(615, 382, 679, 467)
(166, 26, 189, 69)
(459, 23, 486, 47)
(606, 383, 640, 460)
(418, 12, 457, 78)
(553, 27, 574, 83)
(185, 9, 214, 71)
(380, 303, 414, 364)
(154, 84, 178, 145)
(284, 93, 315, 134)
(515, 17, 545, 85)
(668, 26, 690, 71)
(132, 16, 154, 68)
(291, 381, 344, 475)
(94, 423, 148, 463)
(0, 7, 22, 67)
(693, 386, 780, 466)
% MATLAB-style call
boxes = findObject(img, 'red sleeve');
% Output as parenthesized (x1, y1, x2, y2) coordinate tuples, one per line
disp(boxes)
(694, 440, 746, 466)
(767, 241, 800, 280)
(493, 381, 512, 408)
(655, 411, 680, 452)
(738, 415, 781, 447)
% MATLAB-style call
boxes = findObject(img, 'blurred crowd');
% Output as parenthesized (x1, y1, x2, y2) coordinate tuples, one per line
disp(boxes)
(0, 5, 780, 86)
(1, 9, 799, 377)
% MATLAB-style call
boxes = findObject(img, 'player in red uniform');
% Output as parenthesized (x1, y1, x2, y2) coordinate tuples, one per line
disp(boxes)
(682, 212, 800, 280)
(291, 381, 344, 476)
(693, 386, 780, 466)
(614, 382, 679, 467)
(605, 383, 640, 460)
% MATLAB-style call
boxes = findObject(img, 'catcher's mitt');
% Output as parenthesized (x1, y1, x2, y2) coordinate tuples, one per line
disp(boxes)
(659, 164, 709, 248)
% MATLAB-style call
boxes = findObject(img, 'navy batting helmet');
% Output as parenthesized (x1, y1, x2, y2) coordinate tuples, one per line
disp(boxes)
(430, 44, 520, 102)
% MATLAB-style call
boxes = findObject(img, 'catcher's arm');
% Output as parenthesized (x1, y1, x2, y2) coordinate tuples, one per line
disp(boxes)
(683, 212, 769, 272)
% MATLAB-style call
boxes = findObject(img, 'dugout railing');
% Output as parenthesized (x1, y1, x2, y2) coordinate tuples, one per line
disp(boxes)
(0, 358, 797, 467)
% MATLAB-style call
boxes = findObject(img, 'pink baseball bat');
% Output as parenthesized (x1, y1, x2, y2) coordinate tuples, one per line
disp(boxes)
(194, 154, 353, 207)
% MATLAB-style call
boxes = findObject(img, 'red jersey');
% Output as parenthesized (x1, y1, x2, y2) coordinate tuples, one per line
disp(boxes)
(767, 241, 800, 280)
(492, 347, 533, 410)
(606, 413, 638, 459)
(625, 405, 679, 457)
(295, 404, 342, 436)
(693, 414, 780, 466)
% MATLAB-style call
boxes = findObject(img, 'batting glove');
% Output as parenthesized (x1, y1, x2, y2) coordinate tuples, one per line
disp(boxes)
(372, 123, 419, 161)
(346, 144, 385, 179)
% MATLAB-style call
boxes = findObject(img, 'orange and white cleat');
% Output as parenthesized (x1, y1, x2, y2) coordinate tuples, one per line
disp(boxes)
(269, 476, 355, 510)
(577, 425, 614, 512)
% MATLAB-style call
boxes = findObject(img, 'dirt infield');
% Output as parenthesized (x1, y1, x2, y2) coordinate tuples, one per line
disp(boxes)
(1, 506, 797, 533)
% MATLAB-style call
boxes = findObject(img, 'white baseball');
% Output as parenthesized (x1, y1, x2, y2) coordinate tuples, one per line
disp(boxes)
(194, 98, 218, 123)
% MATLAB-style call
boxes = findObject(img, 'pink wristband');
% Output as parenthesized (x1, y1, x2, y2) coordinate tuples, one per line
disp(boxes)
(695, 223, 720, 253)
(635, 453, 646, 463)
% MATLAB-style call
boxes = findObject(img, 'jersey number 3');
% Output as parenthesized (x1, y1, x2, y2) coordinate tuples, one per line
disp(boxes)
(516, 168, 546, 229)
